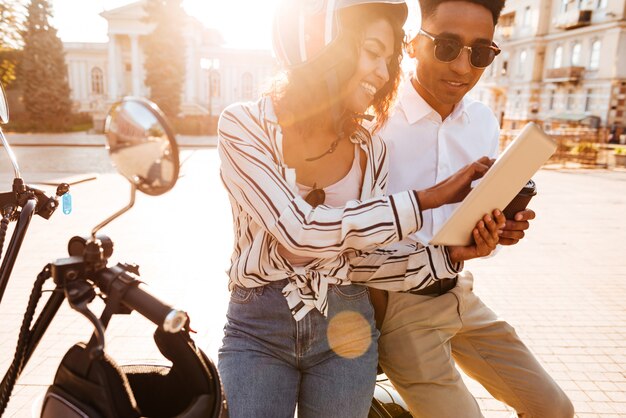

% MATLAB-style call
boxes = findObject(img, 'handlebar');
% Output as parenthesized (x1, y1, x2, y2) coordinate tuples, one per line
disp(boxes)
(93, 264, 187, 333)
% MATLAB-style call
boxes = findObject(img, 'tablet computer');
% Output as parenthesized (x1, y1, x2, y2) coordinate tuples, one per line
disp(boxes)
(429, 122, 557, 246)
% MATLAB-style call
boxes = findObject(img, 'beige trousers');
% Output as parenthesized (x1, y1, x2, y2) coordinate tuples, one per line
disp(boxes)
(378, 271, 574, 418)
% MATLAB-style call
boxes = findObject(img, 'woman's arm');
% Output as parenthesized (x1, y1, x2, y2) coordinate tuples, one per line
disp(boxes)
(349, 210, 503, 292)
(218, 103, 423, 258)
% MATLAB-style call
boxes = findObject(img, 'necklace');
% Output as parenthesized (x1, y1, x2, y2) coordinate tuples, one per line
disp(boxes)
(305, 135, 344, 162)
(304, 113, 372, 162)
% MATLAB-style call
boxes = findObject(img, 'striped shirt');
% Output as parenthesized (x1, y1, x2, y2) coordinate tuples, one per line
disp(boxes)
(218, 96, 456, 320)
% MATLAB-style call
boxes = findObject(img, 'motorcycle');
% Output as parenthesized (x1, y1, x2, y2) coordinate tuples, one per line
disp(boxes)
(0, 85, 227, 417)
(0, 79, 409, 417)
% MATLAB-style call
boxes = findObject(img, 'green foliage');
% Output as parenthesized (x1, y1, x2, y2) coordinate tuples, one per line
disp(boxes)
(571, 142, 598, 155)
(20, 0, 72, 132)
(143, 0, 186, 120)
(0, 49, 22, 88)
(172, 115, 218, 135)
(0, 1, 25, 49)
(7, 111, 93, 133)
(0, 1, 26, 88)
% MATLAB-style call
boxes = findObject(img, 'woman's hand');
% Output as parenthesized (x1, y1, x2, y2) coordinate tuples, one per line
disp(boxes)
(448, 209, 505, 263)
(416, 157, 494, 210)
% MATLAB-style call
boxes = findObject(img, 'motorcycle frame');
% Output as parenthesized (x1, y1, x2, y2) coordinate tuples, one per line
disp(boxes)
(0, 197, 37, 304)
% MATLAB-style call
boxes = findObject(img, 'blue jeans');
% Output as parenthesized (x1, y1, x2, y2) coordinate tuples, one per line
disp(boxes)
(218, 279, 378, 418)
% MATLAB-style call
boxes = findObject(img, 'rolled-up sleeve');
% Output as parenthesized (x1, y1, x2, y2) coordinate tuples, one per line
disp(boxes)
(349, 241, 462, 292)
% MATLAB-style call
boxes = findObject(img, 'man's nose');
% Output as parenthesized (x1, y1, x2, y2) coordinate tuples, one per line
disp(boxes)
(449, 47, 472, 75)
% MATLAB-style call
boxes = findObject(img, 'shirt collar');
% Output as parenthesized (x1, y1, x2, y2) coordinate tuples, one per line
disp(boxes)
(398, 77, 471, 125)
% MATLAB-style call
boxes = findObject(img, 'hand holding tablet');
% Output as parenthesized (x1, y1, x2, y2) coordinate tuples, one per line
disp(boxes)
(430, 123, 556, 246)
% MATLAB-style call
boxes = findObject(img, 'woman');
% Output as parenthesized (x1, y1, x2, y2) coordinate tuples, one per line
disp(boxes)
(217, 0, 500, 416)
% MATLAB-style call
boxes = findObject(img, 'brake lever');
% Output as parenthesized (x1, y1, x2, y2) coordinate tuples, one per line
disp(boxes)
(30, 183, 70, 220)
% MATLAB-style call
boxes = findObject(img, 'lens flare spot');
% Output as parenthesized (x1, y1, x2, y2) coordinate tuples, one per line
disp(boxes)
(327, 310, 372, 359)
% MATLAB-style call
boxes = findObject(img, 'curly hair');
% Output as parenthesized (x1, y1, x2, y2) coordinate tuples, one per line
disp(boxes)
(419, 0, 506, 25)
(269, 3, 405, 138)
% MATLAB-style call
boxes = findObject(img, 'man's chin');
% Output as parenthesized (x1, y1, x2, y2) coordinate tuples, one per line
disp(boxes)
(438, 90, 467, 106)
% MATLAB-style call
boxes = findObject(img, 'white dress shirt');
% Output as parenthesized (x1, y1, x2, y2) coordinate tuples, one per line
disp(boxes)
(380, 79, 500, 245)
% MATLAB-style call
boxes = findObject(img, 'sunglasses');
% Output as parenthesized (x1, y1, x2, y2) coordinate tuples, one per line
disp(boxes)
(304, 184, 325, 208)
(418, 29, 501, 69)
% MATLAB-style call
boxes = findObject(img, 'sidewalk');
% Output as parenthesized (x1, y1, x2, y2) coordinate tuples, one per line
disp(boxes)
(4, 132, 217, 148)
(0, 149, 625, 417)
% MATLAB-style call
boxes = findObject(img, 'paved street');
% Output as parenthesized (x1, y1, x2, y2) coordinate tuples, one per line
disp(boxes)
(0, 143, 625, 417)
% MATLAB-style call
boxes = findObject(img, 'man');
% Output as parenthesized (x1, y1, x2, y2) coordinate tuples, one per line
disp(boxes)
(355, 0, 575, 416)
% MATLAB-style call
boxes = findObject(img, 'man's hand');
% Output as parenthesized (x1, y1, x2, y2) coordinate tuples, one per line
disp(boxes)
(448, 210, 506, 263)
(417, 156, 494, 210)
(498, 209, 536, 246)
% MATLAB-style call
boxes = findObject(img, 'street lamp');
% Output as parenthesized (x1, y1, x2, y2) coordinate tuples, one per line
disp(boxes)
(201, 58, 220, 119)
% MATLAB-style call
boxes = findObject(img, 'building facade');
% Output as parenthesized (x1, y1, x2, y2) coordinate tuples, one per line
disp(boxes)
(474, 0, 626, 134)
(64, 1, 277, 122)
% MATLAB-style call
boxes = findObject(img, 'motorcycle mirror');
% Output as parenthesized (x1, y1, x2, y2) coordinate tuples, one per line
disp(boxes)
(104, 97, 179, 196)
(0, 80, 9, 124)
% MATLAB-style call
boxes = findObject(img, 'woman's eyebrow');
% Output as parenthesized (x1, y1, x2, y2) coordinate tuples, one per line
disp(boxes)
(364, 38, 385, 50)
(364, 37, 393, 57)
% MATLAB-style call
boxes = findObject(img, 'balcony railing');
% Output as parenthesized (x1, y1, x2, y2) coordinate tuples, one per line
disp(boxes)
(545, 66, 585, 83)
(554, 9, 592, 30)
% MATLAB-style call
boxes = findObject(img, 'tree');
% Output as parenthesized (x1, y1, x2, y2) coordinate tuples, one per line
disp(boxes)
(143, 0, 186, 120)
(0, 0, 26, 88)
(20, 0, 72, 131)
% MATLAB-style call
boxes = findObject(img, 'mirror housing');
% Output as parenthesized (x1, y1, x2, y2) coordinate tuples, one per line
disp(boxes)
(104, 97, 179, 196)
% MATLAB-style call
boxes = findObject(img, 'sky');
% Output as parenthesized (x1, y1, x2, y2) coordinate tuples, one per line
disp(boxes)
(51, 0, 282, 49)
(50, 0, 420, 50)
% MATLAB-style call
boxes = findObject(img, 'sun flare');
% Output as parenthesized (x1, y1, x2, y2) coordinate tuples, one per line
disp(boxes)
(182, 0, 282, 49)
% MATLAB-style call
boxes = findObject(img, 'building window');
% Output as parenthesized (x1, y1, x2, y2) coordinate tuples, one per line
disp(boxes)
(571, 42, 581, 66)
(553, 46, 563, 69)
(585, 89, 593, 111)
(518, 50, 527, 74)
(561, 0, 569, 13)
(589, 40, 601, 69)
(549, 90, 555, 110)
(597, 0, 607, 8)
(523, 6, 531, 27)
(209, 71, 220, 98)
(91, 67, 104, 95)
(241, 72, 254, 100)
(501, 60, 508, 76)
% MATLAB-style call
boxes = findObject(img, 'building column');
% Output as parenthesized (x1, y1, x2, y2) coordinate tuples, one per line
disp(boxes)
(185, 39, 196, 104)
(107, 34, 118, 100)
(130, 34, 141, 96)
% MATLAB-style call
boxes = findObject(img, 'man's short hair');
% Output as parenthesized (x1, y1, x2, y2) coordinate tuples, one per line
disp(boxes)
(419, 0, 506, 25)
